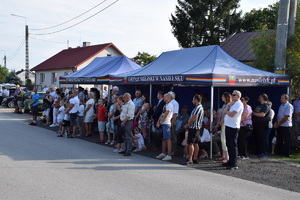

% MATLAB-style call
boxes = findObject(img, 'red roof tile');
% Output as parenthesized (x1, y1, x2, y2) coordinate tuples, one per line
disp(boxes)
(31, 43, 123, 71)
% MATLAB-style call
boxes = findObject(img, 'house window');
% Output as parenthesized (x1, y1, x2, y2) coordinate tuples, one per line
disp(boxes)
(51, 72, 57, 83)
(107, 54, 112, 57)
(40, 73, 45, 84)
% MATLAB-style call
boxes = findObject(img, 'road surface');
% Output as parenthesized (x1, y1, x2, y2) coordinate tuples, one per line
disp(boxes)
(0, 108, 299, 200)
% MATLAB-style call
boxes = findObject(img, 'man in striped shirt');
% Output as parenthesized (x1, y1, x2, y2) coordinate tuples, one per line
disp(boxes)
(183, 94, 204, 165)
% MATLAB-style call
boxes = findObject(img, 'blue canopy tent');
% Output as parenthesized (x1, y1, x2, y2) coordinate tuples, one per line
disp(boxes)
(59, 55, 141, 84)
(110, 45, 290, 159)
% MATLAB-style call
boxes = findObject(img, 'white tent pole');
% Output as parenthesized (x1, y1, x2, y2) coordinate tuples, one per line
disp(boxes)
(210, 86, 214, 160)
(149, 84, 153, 106)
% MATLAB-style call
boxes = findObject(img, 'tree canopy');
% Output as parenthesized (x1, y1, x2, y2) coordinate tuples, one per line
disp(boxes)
(0, 65, 9, 83)
(241, 3, 279, 32)
(250, 2, 300, 96)
(5, 70, 22, 85)
(133, 52, 157, 66)
(170, 0, 242, 48)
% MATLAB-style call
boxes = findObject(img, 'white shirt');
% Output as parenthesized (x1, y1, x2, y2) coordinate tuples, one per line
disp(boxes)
(162, 102, 173, 125)
(268, 109, 275, 128)
(42, 87, 48, 92)
(78, 105, 85, 117)
(85, 99, 95, 116)
(64, 88, 69, 95)
(50, 91, 56, 100)
(120, 100, 135, 121)
(277, 102, 293, 127)
(3, 89, 9, 97)
(57, 106, 65, 120)
(64, 113, 70, 121)
(170, 99, 179, 114)
(224, 100, 244, 128)
(69, 96, 80, 114)
(103, 90, 108, 98)
(135, 133, 144, 148)
(199, 128, 210, 143)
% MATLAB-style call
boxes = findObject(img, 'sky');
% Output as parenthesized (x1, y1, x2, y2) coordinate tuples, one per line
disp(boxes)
(0, 0, 278, 72)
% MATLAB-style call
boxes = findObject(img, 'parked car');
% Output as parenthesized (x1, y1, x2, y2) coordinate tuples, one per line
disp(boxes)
(23, 92, 45, 114)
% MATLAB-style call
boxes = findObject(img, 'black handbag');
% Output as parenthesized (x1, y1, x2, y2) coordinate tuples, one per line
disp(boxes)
(244, 124, 253, 131)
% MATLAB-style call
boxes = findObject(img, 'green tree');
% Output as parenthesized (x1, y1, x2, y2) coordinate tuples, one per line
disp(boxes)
(249, 30, 276, 72)
(133, 52, 157, 66)
(5, 70, 22, 85)
(241, 3, 279, 32)
(170, 0, 242, 48)
(250, 2, 300, 96)
(0, 65, 9, 83)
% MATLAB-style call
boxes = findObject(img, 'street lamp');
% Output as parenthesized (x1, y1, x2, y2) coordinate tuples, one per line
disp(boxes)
(11, 13, 29, 85)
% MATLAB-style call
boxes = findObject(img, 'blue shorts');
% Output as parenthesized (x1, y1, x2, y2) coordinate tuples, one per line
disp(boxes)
(98, 121, 106, 132)
(162, 124, 171, 140)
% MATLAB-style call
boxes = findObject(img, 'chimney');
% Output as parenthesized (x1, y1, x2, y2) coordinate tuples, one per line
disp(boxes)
(83, 42, 91, 47)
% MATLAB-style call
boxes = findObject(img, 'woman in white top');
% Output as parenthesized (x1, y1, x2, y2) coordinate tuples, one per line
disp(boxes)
(84, 92, 95, 137)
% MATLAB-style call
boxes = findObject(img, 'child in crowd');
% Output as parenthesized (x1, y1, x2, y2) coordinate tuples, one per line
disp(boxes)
(133, 127, 146, 152)
(271, 129, 277, 155)
(97, 99, 107, 143)
(181, 130, 189, 159)
(57, 101, 70, 137)
(56, 100, 65, 135)
(78, 98, 85, 137)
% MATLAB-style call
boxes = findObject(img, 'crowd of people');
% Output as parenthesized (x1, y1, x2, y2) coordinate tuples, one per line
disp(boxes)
(22, 85, 300, 170)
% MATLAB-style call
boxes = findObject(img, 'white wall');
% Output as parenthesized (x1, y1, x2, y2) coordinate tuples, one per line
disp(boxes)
(17, 72, 35, 85)
(34, 45, 123, 90)
(35, 69, 73, 90)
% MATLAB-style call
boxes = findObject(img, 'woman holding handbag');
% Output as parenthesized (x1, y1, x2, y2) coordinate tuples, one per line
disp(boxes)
(238, 96, 253, 159)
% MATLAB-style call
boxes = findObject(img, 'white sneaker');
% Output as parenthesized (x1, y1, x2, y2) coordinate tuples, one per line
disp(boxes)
(156, 153, 167, 159)
(110, 141, 115, 146)
(162, 155, 172, 161)
(113, 149, 120, 153)
(50, 124, 56, 127)
(55, 123, 59, 127)
(105, 141, 111, 145)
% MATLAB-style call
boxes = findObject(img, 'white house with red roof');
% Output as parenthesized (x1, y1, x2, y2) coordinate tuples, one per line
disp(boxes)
(31, 42, 123, 89)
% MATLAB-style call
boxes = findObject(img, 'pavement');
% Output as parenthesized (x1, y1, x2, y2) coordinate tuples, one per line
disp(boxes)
(0, 107, 299, 200)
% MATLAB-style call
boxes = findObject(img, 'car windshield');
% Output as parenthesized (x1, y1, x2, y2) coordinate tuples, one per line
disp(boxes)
(38, 93, 46, 99)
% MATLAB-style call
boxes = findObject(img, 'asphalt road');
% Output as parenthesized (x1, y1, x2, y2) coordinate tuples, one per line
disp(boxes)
(0, 108, 299, 200)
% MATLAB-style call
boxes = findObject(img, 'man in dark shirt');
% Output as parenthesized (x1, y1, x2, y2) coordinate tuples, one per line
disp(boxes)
(252, 93, 271, 158)
(151, 91, 165, 151)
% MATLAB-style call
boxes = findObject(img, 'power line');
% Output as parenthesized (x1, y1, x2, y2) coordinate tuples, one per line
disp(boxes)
(31, 0, 119, 36)
(30, 36, 66, 44)
(30, 0, 107, 31)
(7, 37, 25, 60)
